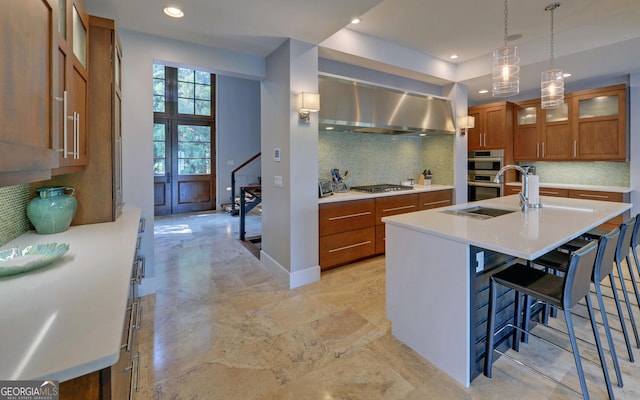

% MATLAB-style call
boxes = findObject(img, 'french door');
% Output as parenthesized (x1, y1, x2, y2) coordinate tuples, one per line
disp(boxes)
(154, 119, 216, 215)
(153, 64, 216, 216)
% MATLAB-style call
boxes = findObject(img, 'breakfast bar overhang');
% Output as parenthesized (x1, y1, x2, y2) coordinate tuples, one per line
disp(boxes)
(382, 195, 631, 387)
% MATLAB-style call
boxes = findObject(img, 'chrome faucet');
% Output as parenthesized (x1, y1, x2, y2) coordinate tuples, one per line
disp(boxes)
(495, 165, 531, 211)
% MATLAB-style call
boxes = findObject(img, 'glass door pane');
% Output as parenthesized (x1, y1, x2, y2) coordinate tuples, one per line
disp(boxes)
(177, 124, 211, 175)
(72, 5, 87, 67)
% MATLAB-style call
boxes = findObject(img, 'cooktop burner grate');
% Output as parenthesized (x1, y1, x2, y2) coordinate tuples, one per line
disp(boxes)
(350, 184, 414, 193)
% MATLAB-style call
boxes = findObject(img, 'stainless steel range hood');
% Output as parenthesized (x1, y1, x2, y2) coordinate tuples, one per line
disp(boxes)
(318, 76, 455, 135)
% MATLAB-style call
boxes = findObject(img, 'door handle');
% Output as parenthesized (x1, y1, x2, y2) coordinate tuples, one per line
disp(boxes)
(166, 172, 171, 183)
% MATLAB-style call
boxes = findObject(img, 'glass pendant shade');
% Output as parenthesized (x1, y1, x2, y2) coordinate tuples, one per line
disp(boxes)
(541, 68, 564, 108)
(492, 46, 520, 97)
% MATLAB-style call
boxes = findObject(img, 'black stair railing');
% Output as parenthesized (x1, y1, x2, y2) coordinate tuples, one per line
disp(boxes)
(230, 152, 261, 215)
(239, 185, 262, 241)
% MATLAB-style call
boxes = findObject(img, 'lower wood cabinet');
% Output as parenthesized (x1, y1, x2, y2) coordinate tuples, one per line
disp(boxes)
(319, 190, 453, 269)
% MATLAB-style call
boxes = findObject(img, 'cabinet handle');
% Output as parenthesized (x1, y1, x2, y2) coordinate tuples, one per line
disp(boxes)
(136, 303, 143, 331)
(484, 133, 487, 147)
(127, 352, 141, 399)
(422, 200, 450, 207)
(536, 142, 539, 158)
(125, 302, 137, 352)
(479, 133, 482, 147)
(578, 193, 609, 200)
(573, 140, 577, 158)
(75, 112, 80, 159)
(540, 190, 561, 195)
(139, 218, 146, 233)
(328, 211, 372, 221)
(328, 240, 372, 253)
(64, 91, 70, 159)
(382, 205, 416, 213)
(541, 142, 545, 158)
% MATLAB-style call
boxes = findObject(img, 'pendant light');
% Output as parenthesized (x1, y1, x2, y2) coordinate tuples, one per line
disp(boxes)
(541, 3, 564, 109)
(492, 0, 520, 97)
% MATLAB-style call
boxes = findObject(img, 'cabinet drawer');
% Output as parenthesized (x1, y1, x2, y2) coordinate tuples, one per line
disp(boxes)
(568, 190, 622, 202)
(320, 227, 375, 270)
(418, 190, 452, 210)
(504, 186, 521, 196)
(539, 188, 569, 197)
(375, 194, 419, 224)
(319, 199, 375, 236)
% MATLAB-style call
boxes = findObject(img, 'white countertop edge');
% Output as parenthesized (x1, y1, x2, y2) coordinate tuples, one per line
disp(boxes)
(505, 181, 631, 193)
(382, 196, 632, 260)
(318, 184, 454, 203)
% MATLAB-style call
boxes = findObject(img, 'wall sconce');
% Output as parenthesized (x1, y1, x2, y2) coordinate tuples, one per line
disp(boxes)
(457, 115, 475, 135)
(297, 92, 320, 123)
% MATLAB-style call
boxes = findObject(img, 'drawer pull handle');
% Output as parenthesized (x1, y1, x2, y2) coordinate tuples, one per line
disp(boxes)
(422, 200, 450, 207)
(578, 193, 609, 199)
(328, 241, 372, 253)
(382, 205, 416, 213)
(328, 211, 371, 221)
(125, 302, 137, 352)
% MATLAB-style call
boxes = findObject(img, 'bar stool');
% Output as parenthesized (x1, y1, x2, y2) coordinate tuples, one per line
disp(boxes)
(630, 213, 640, 294)
(562, 218, 640, 349)
(484, 241, 614, 400)
(534, 228, 629, 388)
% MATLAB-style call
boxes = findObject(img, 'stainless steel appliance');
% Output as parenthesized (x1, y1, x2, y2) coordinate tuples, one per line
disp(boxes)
(318, 180, 333, 198)
(351, 184, 414, 193)
(468, 150, 504, 201)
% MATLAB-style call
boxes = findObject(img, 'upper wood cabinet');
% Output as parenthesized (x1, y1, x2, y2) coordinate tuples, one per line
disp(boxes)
(52, 0, 90, 174)
(513, 96, 573, 161)
(0, 0, 59, 186)
(512, 84, 627, 162)
(571, 84, 626, 161)
(468, 102, 513, 150)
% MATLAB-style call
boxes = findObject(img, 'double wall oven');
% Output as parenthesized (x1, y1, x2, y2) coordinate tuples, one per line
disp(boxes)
(468, 150, 504, 201)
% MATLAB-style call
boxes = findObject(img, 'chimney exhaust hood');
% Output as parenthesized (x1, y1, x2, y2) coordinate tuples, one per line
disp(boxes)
(318, 76, 455, 135)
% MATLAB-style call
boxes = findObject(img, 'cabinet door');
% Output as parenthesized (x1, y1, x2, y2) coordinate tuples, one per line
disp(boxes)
(54, 0, 89, 171)
(375, 194, 419, 224)
(572, 85, 626, 161)
(319, 227, 376, 270)
(513, 102, 539, 161)
(319, 199, 375, 236)
(483, 105, 507, 149)
(0, 0, 57, 185)
(568, 189, 624, 230)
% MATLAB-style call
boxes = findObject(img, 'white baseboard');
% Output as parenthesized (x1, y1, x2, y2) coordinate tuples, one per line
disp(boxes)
(260, 250, 320, 289)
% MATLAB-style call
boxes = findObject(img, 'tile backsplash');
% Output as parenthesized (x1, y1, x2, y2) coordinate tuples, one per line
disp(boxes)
(523, 161, 630, 187)
(319, 131, 454, 186)
(0, 184, 31, 247)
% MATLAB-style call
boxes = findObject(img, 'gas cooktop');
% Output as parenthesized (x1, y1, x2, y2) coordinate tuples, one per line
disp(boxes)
(350, 184, 414, 193)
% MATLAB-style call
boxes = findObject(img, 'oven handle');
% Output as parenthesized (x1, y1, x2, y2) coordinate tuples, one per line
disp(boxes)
(467, 157, 504, 163)
(467, 182, 502, 188)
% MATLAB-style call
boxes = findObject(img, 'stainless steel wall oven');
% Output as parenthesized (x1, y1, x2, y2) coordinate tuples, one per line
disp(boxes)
(468, 150, 504, 201)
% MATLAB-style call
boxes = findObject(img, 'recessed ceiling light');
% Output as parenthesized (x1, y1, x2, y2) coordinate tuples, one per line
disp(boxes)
(478, 89, 489, 94)
(450, 54, 459, 59)
(351, 17, 361, 24)
(563, 72, 572, 78)
(163, 6, 184, 18)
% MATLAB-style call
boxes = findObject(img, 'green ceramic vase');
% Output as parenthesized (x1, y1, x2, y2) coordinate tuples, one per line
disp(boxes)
(27, 186, 78, 234)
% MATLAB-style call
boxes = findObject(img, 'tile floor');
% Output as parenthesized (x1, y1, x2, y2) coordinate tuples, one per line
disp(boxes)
(137, 210, 640, 399)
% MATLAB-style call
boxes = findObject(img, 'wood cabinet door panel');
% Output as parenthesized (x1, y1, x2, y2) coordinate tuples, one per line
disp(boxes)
(484, 106, 507, 148)
(467, 109, 482, 150)
(418, 190, 452, 210)
(375, 225, 386, 254)
(568, 190, 622, 202)
(577, 119, 623, 160)
(375, 194, 419, 224)
(320, 227, 375, 270)
(542, 123, 572, 160)
(538, 188, 569, 197)
(319, 199, 375, 236)
(513, 125, 538, 161)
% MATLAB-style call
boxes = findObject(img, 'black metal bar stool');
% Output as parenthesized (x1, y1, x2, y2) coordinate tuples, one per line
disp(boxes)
(534, 228, 629, 388)
(484, 241, 614, 400)
(632, 214, 640, 287)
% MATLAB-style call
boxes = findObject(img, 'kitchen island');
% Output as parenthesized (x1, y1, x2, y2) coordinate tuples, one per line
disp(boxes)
(382, 195, 631, 387)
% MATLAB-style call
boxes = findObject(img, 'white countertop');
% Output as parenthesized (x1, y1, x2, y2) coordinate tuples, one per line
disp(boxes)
(318, 184, 454, 204)
(506, 181, 632, 193)
(382, 195, 631, 260)
(0, 208, 141, 382)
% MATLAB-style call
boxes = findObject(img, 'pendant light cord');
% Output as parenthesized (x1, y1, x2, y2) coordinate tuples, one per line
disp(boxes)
(503, 0, 509, 48)
(546, 3, 560, 69)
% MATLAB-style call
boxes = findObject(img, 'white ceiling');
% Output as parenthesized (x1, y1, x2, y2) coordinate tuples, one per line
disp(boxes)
(84, 0, 640, 102)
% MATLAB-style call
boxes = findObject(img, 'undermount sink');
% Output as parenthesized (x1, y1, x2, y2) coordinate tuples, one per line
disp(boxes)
(440, 206, 518, 220)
